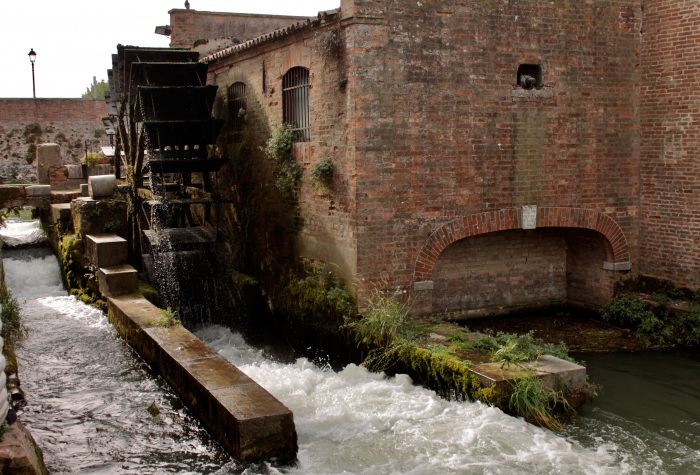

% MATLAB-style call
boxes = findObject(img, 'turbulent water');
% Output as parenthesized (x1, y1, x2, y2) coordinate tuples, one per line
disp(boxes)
(2, 221, 700, 474)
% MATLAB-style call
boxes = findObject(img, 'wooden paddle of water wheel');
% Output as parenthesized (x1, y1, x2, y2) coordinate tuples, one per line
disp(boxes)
(105, 45, 227, 300)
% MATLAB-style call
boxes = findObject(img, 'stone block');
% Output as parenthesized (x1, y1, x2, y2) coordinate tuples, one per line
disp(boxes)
(50, 203, 72, 230)
(470, 355, 587, 407)
(413, 280, 434, 291)
(86, 234, 128, 268)
(0, 422, 48, 474)
(80, 183, 89, 197)
(98, 265, 138, 297)
(88, 175, 117, 199)
(36, 143, 62, 185)
(65, 165, 83, 179)
(0, 186, 27, 209)
(71, 197, 127, 238)
(24, 185, 51, 197)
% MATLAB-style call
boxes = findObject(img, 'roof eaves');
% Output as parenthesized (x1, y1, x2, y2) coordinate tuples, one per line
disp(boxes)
(201, 8, 340, 63)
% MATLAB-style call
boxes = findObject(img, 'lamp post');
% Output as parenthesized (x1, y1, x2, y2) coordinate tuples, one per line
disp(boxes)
(28, 49, 37, 98)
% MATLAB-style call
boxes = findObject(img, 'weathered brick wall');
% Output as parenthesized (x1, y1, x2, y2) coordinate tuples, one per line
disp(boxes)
(169, 9, 307, 50)
(343, 0, 641, 311)
(565, 229, 617, 308)
(639, 0, 700, 287)
(432, 230, 568, 318)
(0, 99, 108, 182)
(0, 99, 105, 122)
(207, 1, 644, 316)
(206, 20, 357, 283)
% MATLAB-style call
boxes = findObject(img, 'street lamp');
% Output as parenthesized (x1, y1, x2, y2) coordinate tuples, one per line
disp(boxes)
(28, 49, 37, 98)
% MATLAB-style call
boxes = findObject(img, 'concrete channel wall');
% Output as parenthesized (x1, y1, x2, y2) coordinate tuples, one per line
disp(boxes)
(107, 296, 297, 463)
(18, 189, 301, 465)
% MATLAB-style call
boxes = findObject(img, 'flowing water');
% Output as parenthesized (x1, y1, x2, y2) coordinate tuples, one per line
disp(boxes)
(2, 220, 700, 474)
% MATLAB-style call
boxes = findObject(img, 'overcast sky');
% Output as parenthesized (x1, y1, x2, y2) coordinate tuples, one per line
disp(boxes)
(0, 0, 339, 98)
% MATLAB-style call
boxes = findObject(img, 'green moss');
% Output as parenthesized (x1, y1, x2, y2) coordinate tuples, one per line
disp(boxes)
(138, 281, 161, 307)
(59, 234, 97, 306)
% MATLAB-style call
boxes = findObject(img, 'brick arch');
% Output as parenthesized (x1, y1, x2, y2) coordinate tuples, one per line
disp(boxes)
(412, 207, 630, 282)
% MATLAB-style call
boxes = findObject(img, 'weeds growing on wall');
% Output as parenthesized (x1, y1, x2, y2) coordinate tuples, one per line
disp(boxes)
(317, 29, 342, 61)
(279, 261, 356, 327)
(145, 307, 180, 327)
(265, 124, 302, 203)
(309, 158, 335, 190)
(24, 143, 37, 164)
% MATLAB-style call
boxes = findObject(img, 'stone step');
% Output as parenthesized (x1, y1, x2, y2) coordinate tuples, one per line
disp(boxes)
(97, 265, 138, 297)
(86, 234, 128, 268)
(50, 203, 72, 230)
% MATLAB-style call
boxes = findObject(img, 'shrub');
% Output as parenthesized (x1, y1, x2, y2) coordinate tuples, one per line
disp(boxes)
(265, 124, 294, 163)
(24, 143, 37, 164)
(600, 295, 653, 328)
(146, 307, 180, 327)
(309, 158, 335, 189)
(508, 374, 573, 431)
(1, 294, 26, 343)
(266, 124, 301, 201)
(601, 294, 700, 347)
(345, 289, 411, 348)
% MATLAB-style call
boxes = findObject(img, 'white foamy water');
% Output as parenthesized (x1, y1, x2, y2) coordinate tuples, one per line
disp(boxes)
(198, 326, 628, 475)
(3, 222, 698, 474)
(0, 218, 46, 247)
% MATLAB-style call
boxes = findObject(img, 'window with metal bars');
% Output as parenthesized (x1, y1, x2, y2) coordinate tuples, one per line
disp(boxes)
(228, 82, 247, 130)
(282, 67, 310, 142)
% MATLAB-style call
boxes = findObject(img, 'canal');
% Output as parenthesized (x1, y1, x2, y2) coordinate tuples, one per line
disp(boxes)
(2, 220, 699, 474)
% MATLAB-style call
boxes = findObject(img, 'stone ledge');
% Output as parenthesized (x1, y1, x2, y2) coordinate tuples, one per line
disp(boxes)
(107, 295, 298, 463)
(603, 261, 632, 271)
(470, 355, 586, 394)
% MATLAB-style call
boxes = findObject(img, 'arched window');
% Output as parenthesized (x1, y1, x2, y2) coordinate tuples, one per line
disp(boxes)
(227, 82, 246, 130)
(282, 67, 310, 142)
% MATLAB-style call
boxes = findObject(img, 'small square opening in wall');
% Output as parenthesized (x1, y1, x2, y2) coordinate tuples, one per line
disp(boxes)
(517, 64, 543, 89)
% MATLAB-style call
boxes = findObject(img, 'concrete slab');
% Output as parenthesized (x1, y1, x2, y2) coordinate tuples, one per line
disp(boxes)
(98, 265, 138, 297)
(86, 234, 128, 268)
(470, 356, 587, 395)
(25, 185, 51, 197)
(50, 190, 81, 203)
(108, 295, 297, 463)
(50, 203, 72, 230)
(88, 175, 117, 198)
(65, 164, 83, 179)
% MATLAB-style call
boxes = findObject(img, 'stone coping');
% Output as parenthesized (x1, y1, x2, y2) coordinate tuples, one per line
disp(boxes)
(107, 295, 298, 463)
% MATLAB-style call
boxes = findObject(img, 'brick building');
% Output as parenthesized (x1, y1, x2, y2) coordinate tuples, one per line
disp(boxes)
(199, 0, 697, 319)
(165, 7, 307, 55)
